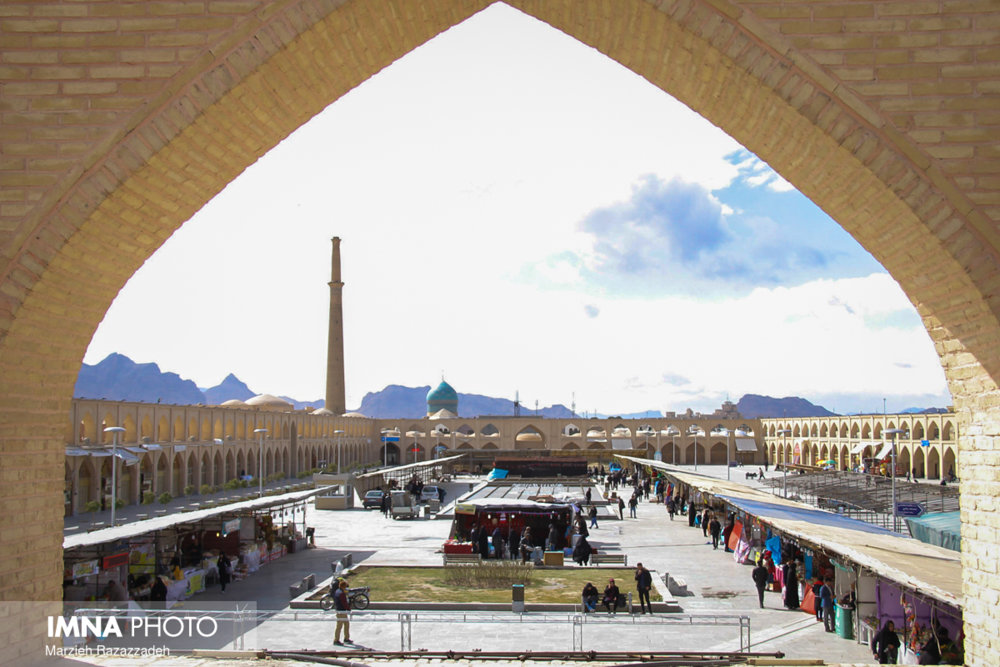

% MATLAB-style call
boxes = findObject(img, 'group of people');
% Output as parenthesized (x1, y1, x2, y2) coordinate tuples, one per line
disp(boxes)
(580, 562, 654, 615)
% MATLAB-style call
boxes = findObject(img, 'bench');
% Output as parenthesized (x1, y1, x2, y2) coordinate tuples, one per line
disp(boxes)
(590, 553, 628, 566)
(443, 553, 482, 565)
(582, 591, 632, 613)
(288, 573, 317, 599)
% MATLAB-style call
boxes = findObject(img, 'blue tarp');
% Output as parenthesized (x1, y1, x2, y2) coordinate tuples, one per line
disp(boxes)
(905, 511, 961, 552)
(717, 494, 897, 537)
(486, 468, 508, 481)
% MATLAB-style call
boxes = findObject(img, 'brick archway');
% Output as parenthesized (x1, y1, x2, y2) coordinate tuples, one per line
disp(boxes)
(2, 1, 999, 662)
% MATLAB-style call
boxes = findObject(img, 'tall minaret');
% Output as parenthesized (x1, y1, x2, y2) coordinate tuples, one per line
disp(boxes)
(325, 237, 346, 414)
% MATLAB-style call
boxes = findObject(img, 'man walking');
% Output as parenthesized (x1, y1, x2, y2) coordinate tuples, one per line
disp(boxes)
(332, 579, 352, 646)
(709, 515, 722, 550)
(820, 578, 836, 632)
(628, 494, 638, 519)
(751, 559, 769, 608)
(634, 562, 653, 614)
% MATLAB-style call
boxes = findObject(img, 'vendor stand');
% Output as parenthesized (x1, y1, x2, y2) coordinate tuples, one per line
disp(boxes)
(449, 498, 576, 557)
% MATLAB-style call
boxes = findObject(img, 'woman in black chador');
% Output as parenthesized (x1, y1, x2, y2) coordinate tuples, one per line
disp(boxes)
(782, 561, 800, 610)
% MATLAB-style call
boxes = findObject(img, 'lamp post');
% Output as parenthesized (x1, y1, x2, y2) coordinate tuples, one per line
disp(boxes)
(777, 429, 791, 498)
(666, 426, 679, 464)
(104, 426, 125, 526)
(885, 428, 907, 532)
(724, 428, 732, 480)
(253, 428, 267, 498)
(689, 425, 702, 470)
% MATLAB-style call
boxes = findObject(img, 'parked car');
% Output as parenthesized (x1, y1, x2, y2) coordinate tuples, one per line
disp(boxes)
(420, 485, 442, 503)
(362, 489, 385, 509)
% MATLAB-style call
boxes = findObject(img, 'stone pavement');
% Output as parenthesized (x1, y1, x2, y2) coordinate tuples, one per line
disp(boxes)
(61, 469, 879, 666)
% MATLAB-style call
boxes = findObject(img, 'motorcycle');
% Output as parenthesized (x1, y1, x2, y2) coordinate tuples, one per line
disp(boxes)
(320, 585, 370, 610)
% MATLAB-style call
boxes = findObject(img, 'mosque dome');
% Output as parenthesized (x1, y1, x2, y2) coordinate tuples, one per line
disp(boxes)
(245, 394, 293, 412)
(311, 407, 334, 416)
(221, 399, 246, 408)
(426, 380, 459, 417)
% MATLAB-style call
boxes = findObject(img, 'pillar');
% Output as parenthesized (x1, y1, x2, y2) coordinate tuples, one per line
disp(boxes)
(325, 237, 346, 415)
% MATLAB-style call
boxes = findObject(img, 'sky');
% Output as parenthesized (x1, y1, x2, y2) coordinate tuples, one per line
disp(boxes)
(83, 3, 951, 416)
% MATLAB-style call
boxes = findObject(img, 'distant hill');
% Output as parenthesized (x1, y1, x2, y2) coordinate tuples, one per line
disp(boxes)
(736, 394, 836, 419)
(203, 373, 254, 405)
(75, 353, 206, 405)
(353, 385, 577, 419)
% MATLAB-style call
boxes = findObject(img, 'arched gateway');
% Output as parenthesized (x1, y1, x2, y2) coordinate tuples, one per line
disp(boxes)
(2, 2, 999, 663)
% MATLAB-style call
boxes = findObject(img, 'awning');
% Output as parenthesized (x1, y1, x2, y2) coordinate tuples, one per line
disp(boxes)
(735, 437, 757, 452)
(125, 447, 147, 455)
(114, 450, 141, 466)
(905, 511, 961, 552)
(65, 448, 90, 457)
(143, 444, 162, 451)
(875, 441, 893, 459)
(850, 442, 867, 454)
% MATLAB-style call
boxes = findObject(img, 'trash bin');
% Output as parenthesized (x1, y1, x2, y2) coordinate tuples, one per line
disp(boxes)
(835, 604, 854, 640)
(512, 584, 525, 613)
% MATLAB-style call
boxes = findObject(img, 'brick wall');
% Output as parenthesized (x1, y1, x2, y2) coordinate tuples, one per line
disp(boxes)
(1, 0, 998, 662)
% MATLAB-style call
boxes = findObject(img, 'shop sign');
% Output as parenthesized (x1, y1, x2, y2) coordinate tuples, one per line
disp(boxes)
(455, 503, 476, 515)
(222, 518, 241, 536)
(71, 559, 99, 578)
(102, 551, 129, 570)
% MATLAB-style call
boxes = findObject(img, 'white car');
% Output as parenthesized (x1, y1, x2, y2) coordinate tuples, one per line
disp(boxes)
(420, 485, 442, 503)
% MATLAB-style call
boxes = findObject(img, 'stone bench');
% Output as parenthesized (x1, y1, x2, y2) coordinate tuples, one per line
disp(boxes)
(288, 573, 317, 598)
(590, 553, 628, 566)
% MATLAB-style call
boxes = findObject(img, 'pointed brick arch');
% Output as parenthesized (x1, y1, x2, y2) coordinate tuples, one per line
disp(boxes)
(3, 1, 1000, 661)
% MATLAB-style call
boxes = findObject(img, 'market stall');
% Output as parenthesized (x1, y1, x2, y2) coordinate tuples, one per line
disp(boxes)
(449, 498, 576, 556)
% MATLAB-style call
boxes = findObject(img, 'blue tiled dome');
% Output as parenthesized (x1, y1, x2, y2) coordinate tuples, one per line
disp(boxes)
(426, 380, 458, 416)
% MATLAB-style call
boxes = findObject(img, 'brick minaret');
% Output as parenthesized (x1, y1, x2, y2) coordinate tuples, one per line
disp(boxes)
(325, 237, 346, 414)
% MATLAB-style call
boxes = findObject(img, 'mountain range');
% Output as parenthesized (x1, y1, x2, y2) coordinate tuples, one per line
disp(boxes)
(75, 353, 944, 419)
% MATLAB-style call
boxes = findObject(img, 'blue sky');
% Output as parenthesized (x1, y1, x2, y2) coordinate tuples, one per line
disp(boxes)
(84, 3, 950, 415)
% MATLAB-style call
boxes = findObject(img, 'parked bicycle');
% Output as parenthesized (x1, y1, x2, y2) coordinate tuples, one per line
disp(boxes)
(320, 585, 370, 610)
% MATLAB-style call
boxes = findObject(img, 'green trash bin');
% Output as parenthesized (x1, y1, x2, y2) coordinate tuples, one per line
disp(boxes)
(835, 603, 854, 640)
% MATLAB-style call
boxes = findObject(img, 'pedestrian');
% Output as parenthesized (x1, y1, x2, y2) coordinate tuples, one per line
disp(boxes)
(588, 504, 598, 529)
(380, 490, 390, 517)
(602, 578, 621, 614)
(546, 522, 560, 551)
(217, 553, 231, 593)
(508, 525, 521, 560)
(581, 582, 599, 613)
(751, 559, 768, 608)
(519, 526, 533, 563)
(667, 496, 676, 520)
(820, 578, 835, 632)
(572, 535, 592, 566)
(871, 620, 900, 664)
(687, 500, 696, 527)
(634, 562, 653, 614)
(491, 524, 504, 559)
(722, 514, 735, 553)
(332, 579, 353, 646)
(617, 496, 625, 520)
(701, 507, 710, 537)
(708, 515, 721, 549)
(783, 562, 800, 610)
(585, 488, 592, 505)
(628, 494, 638, 518)
(478, 525, 490, 559)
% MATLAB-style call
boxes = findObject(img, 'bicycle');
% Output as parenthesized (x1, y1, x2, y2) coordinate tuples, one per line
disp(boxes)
(320, 585, 370, 610)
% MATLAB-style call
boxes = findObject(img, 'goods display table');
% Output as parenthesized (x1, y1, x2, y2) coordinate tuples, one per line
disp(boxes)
(443, 540, 475, 554)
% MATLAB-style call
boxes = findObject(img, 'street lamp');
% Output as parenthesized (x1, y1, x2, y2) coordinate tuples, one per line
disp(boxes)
(253, 428, 267, 498)
(885, 428, 908, 532)
(334, 429, 345, 474)
(104, 426, 125, 526)
(688, 425, 702, 470)
(723, 428, 732, 480)
(665, 426, 679, 464)
(776, 429, 791, 498)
